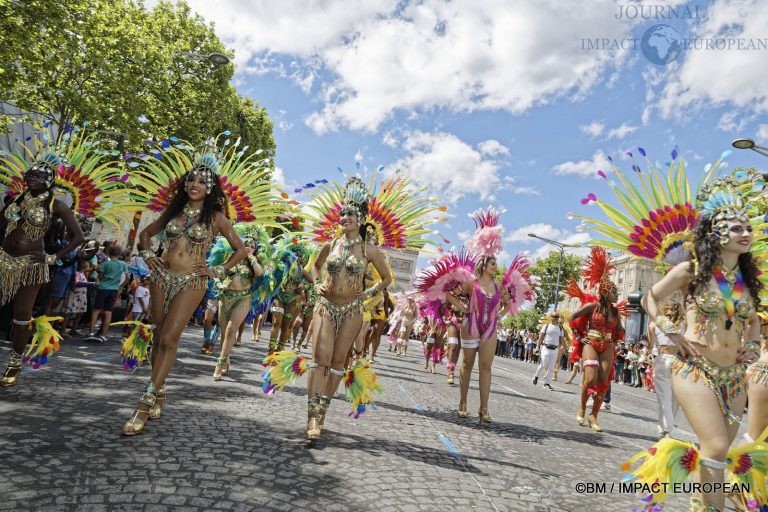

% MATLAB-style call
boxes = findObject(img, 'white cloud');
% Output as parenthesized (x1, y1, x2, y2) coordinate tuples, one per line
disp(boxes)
(606, 121, 638, 140)
(652, 1, 768, 123)
(389, 131, 534, 204)
(529, 232, 591, 260)
(175, 1, 632, 134)
(271, 166, 286, 188)
(354, 149, 364, 161)
(552, 150, 612, 179)
(506, 223, 565, 244)
(478, 140, 509, 157)
(580, 121, 605, 138)
(758, 124, 768, 143)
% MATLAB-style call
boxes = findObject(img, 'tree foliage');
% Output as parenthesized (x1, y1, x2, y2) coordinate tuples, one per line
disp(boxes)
(528, 251, 582, 315)
(0, 0, 275, 159)
(508, 308, 541, 334)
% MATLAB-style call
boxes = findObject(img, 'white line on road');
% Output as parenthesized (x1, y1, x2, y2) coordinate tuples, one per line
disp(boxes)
(381, 359, 500, 512)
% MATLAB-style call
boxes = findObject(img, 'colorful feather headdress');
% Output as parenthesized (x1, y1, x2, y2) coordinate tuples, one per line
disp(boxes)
(696, 171, 761, 245)
(465, 206, 505, 258)
(0, 121, 132, 231)
(572, 147, 705, 265)
(302, 165, 444, 250)
(583, 247, 616, 296)
(122, 132, 286, 228)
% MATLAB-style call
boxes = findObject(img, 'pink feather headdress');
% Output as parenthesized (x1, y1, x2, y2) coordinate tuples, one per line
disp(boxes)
(465, 207, 505, 257)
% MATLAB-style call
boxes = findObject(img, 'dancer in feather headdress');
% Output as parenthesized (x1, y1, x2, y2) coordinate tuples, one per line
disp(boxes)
(119, 132, 283, 436)
(576, 148, 764, 510)
(0, 124, 123, 386)
(207, 223, 265, 381)
(415, 249, 475, 384)
(264, 166, 439, 439)
(567, 247, 625, 433)
(267, 237, 313, 354)
(446, 207, 534, 422)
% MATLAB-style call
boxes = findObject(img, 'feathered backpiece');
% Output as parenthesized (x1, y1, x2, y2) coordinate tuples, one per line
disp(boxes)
(583, 247, 616, 296)
(465, 206, 505, 257)
(573, 147, 704, 265)
(302, 165, 444, 250)
(207, 222, 271, 268)
(0, 121, 131, 231)
(414, 249, 476, 303)
(501, 254, 536, 315)
(122, 132, 286, 227)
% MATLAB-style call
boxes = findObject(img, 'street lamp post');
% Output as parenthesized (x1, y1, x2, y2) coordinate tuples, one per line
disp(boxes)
(177, 51, 231, 66)
(528, 233, 581, 311)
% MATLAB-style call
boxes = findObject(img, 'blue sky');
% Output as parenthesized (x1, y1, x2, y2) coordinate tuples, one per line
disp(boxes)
(161, 0, 768, 269)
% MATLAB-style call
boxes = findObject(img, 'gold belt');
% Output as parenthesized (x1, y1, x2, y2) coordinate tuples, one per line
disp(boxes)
(586, 329, 611, 342)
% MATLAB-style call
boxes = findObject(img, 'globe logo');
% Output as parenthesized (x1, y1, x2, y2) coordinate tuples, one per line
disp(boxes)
(641, 24, 682, 65)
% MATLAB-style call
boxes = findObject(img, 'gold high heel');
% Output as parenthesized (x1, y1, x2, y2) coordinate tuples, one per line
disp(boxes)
(122, 382, 157, 436)
(478, 408, 492, 423)
(447, 372, 455, 385)
(588, 414, 603, 432)
(457, 402, 469, 418)
(213, 356, 230, 381)
(149, 385, 166, 420)
(576, 407, 585, 426)
(307, 394, 321, 439)
(0, 350, 23, 388)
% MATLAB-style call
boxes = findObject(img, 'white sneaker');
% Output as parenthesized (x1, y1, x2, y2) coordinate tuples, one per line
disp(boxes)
(601, 403, 610, 411)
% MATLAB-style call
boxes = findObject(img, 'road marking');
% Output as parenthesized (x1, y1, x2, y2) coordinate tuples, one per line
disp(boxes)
(381, 358, 500, 512)
(502, 385, 527, 397)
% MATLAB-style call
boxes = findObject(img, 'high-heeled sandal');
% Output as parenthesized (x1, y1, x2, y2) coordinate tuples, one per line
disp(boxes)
(213, 356, 230, 381)
(307, 394, 321, 439)
(478, 409, 492, 423)
(0, 350, 23, 388)
(576, 408, 585, 426)
(457, 402, 469, 418)
(149, 384, 166, 420)
(588, 414, 603, 432)
(122, 382, 157, 436)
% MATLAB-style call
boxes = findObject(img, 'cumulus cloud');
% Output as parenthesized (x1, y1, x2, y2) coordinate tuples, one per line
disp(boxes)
(552, 150, 612, 179)
(508, 223, 591, 260)
(652, 1, 768, 123)
(758, 124, 768, 142)
(580, 121, 605, 138)
(606, 121, 638, 140)
(174, 0, 631, 134)
(389, 130, 536, 204)
(271, 166, 286, 188)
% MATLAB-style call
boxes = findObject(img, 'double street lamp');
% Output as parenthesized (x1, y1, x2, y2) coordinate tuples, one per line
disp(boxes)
(528, 233, 581, 311)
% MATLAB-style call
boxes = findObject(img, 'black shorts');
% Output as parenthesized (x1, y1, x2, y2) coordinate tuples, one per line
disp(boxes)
(93, 289, 118, 312)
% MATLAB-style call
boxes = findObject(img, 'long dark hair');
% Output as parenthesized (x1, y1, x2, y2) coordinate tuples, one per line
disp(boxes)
(355, 200, 372, 242)
(596, 292, 619, 321)
(688, 215, 762, 303)
(158, 170, 228, 227)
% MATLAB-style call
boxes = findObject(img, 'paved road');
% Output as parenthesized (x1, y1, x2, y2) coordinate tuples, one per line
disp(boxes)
(0, 327, 744, 511)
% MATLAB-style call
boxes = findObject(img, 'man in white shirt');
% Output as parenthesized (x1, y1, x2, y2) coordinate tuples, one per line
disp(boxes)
(532, 312, 565, 390)
(131, 278, 150, 322)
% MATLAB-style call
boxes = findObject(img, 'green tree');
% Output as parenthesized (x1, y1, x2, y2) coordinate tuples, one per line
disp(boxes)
(0, 0, 276, 159)
(528, 251, 582, 315)
(509, 308, 541, 333)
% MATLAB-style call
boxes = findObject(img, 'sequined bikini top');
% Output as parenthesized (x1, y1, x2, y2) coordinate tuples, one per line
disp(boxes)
(159, 205, 213, 259)
(326, 237, 366, 276)
(690, 291, 754, 321)
(3, 192, 52, 241)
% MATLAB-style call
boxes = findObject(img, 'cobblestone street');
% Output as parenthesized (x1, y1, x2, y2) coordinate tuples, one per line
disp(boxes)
(0, 328, 734, 511)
